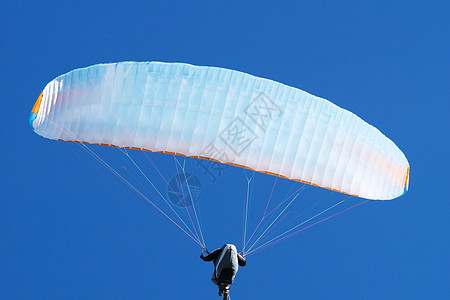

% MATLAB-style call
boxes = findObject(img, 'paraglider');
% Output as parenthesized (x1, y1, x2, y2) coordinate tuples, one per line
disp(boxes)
(30, 61, 409, 297)
(200, 244, 246, 299)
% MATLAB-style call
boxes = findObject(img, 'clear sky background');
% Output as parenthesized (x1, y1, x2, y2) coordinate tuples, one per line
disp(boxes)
(1, 1, 449, 299)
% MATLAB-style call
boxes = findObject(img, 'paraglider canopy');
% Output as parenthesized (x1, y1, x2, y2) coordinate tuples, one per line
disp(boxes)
(30, 61, 409, 200)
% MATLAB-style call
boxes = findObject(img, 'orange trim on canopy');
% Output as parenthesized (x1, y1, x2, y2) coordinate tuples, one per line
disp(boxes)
(405, 165, 410, 188)
(60, 139, 361, 198)
(32, 92, 43, 114)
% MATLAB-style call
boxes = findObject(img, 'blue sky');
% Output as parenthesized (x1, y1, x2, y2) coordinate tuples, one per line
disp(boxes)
(2, 1, 449, 299)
